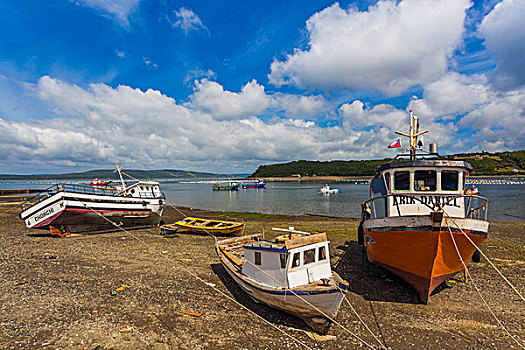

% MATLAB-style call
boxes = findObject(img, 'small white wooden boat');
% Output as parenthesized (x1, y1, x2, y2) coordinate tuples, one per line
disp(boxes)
(216, 228, 348, 334)
(320, 184, 340, 194)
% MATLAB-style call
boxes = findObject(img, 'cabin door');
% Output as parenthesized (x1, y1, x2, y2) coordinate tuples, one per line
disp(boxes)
(307, 268, 315, 284)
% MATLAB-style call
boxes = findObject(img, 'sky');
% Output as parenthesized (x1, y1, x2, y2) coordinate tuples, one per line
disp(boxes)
(0, 0, 524, 174)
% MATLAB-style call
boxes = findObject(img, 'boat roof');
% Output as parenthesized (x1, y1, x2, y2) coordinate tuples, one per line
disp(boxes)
(377, 159, 472, 173)
(244, 233, 328, 253)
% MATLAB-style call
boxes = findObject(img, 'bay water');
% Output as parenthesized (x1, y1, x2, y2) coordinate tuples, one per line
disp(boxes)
(2, 179, 524, 222)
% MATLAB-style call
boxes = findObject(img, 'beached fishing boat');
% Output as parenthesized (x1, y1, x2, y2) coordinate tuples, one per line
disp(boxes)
(358, 111, 489, 303)
(320, 184, 340, 194)
(19, 162, 164, 235)
(212, 181, 239, 191)
(164, 216, 245, 236)
(217, 228, 349, 334)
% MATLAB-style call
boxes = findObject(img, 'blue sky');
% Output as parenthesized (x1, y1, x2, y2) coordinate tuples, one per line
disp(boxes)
(0, 0, 524, 174)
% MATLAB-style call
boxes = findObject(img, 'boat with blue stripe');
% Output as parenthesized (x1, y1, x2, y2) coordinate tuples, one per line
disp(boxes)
(216, 228, 348, 334)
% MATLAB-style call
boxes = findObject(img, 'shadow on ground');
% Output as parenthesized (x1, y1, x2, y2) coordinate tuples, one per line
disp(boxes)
(210, 263, 310, 332)
(333, 241, 422, 304)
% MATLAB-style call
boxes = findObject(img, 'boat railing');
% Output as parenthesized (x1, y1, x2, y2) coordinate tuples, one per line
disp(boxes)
(362, 194, 489, 221)
(20, 183, 119, 211)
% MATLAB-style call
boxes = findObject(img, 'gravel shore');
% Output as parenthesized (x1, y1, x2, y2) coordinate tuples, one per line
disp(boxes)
(1, 203, 524, 349)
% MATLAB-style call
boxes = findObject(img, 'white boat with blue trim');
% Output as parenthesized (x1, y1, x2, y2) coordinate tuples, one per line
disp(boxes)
(216, 228, 348, 334)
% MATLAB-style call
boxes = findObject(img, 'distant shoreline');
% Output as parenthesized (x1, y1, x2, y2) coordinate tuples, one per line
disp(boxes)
(248, 174, 525, 182)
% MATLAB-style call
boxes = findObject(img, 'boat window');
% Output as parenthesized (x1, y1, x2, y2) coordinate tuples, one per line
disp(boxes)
(291, 252, 300, 268)
(414, 170, 437, 191)
(280, 254, 287, 269)
(130, 189, 135, 194)
(319, 246, 327, 261)
(441, 171, 458, 191)
(394, 171, 410, 191)
(254, 251, 261, 265)
(384, 172, 390, 191)
(303, 249, 315, 265)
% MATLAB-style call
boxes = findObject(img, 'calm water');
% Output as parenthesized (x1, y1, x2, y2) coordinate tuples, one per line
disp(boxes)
(2, 179, 524, 222)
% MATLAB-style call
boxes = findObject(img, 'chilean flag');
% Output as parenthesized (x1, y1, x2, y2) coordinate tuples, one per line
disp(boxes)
(388, 138, 402, 148)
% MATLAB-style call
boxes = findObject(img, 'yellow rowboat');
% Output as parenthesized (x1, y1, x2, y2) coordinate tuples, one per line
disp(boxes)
(165, 217, 245, 236)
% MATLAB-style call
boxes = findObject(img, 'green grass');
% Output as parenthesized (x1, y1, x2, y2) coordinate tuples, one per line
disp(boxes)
(208, 211, 283, 219)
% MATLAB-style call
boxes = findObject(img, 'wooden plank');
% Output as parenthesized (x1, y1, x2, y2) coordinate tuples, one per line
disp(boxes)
(218, 245, 243, 266)
(285, 233, 327, 249)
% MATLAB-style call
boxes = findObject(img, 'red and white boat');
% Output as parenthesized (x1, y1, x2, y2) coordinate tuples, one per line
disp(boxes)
(89, 178, 112, 187)
(19, 163, 164, 235)
(359, 111, 489, 303)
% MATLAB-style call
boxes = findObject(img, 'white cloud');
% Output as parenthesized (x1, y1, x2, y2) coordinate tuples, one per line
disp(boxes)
(268, 0, 470, 96)
(73, 0, 140, 27)
(409, 72, 525, 151)
(408, 72, 490, 119)
(191, 79, 271, 120)
(171, 7, 208, 35)
(190, 79, 330, 120)
(142, 57, 158, 69)
(272, 94, 329, 118)
(478, 0, 525, 89)
(2, 74, 522, 174)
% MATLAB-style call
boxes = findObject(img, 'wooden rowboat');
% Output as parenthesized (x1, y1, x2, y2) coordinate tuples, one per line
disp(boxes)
(216, 230, 348, 334)
(170, 217, 245, 236)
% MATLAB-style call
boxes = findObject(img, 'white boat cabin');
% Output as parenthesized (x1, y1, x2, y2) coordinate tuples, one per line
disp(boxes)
(369, 160, 472, 218)
(242, 233, 332, 289)
(118, 181, 163, 199)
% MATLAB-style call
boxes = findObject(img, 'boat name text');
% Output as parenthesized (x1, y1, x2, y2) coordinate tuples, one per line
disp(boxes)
(34, 207, 54, 222)
(393, 195, 461, 208)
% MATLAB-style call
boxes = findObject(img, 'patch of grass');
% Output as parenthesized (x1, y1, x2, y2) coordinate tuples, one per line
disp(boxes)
(208, 211, 283, 219)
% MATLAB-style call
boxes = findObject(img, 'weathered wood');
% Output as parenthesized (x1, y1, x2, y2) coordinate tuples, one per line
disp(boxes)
(285, 233, 327, 249)
(218, 245, 243, 266)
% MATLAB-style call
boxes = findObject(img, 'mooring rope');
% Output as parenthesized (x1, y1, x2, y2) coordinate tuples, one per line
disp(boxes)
(439, 206, 524, 302)
(337, 285, 387, 349)
(70, 195, 314, 350)
(164, 201, 383, 349)
(445, 223, 525, 349)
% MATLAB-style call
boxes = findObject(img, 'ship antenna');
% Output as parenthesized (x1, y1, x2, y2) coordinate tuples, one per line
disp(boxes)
(394, 110, 428, 160)
(115, 161, 127, 188)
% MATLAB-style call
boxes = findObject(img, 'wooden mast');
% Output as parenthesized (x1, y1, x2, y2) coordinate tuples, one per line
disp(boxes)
(395, 110, 428, 160)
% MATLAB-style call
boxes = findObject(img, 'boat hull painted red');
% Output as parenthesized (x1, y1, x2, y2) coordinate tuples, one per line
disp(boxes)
(33, 207, 160, 234)
(363, 216, 488, 303)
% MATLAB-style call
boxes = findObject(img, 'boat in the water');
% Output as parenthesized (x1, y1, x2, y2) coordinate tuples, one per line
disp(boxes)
(89, 178, 112, 187)
(464, 185, 480, 195)
(320, 184, 340, 194)
(242, 180, 266, 189)
(212, 181, 239, 191)
(216, 228, 349, 334)
(358, 111, 489, 303)
(163, 216, 245, 236)
(19, 162, 165, 235)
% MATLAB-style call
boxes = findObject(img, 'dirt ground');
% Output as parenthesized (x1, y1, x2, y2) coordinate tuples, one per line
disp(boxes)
(0, 203, 524, 349)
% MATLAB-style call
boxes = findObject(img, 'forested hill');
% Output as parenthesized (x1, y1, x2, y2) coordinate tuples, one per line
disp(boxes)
(0, 169, 221, 180)
(251, 150, 525, 177)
